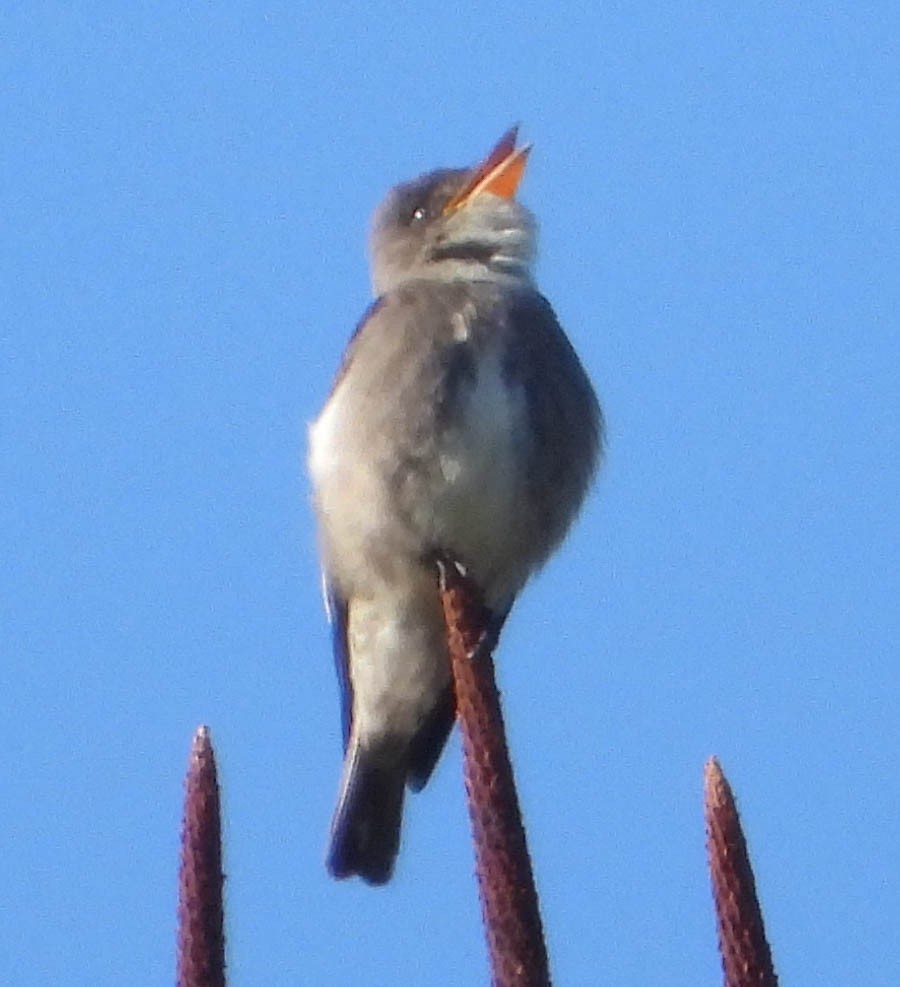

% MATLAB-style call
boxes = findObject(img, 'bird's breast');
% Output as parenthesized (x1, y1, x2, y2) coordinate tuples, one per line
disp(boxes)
(436, 346, 523, 491)
(423, 344, 532, 599)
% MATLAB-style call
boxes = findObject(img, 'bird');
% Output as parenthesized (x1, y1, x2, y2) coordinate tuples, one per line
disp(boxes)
(308, 127, 602, 885)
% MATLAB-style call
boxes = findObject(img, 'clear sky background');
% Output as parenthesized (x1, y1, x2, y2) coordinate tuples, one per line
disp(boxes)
(3, 5, 898, 985)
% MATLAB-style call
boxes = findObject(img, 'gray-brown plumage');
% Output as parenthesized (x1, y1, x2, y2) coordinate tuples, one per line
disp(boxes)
(309, 128, 602, 884)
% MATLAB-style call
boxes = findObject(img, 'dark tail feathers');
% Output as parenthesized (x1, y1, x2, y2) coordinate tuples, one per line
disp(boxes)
(327, 742, 405, 885)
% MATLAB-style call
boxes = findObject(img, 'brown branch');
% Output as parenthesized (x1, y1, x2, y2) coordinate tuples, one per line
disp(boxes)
(704, 757, 778, 987)
(177, 725, 226, 987)
(439, 561, 551, 987)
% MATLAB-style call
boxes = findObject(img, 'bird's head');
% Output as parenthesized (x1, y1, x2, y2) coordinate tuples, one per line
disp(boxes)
(369, 127, 536, 296)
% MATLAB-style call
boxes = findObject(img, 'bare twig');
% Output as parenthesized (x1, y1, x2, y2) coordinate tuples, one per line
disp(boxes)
(177, 725, 226, 987)
(704, 757, 778, 987)
(439, 561, 551, 987)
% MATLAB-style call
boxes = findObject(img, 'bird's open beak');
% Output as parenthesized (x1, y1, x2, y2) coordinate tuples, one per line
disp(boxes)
(443, 126, 532, 214)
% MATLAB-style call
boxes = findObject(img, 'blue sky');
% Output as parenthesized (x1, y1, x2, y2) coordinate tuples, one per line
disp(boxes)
(3, 4, 898, 985)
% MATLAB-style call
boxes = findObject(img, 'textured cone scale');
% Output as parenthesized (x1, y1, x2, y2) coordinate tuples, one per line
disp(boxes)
(177, 726, 226, 987)
(704, 758, 778, 987)
(439, 561, 551, 987)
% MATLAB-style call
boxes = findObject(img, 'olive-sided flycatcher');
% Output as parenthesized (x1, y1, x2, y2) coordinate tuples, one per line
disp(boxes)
(308, 127, 602, 884)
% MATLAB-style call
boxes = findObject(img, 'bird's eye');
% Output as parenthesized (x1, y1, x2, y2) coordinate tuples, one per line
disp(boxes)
(411, 206, 428, 223)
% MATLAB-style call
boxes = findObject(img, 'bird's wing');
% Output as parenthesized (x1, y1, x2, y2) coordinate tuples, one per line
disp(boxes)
(327, 296, 387, 397)
(324, 578, 353, 750)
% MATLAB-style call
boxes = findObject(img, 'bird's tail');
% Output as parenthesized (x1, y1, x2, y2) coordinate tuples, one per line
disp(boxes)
(326, 738, 406, 885)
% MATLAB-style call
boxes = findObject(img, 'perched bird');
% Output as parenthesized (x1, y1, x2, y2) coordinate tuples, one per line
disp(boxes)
(308, 127, 602, 885)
